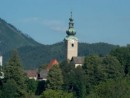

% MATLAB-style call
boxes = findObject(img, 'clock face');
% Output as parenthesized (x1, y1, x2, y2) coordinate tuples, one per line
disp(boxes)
(70, 39, 74, 43)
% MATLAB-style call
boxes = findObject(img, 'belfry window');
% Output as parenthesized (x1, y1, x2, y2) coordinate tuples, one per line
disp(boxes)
(72, 44, 74, 47)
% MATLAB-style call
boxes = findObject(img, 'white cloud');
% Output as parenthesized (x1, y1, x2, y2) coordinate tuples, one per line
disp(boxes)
(42, 19, 67, 33)
(19, 17, 67, 33)
(20, 17, 40, 23)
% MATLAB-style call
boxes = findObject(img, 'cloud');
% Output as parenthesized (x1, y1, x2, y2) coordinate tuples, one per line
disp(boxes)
(20, 17, 40, 24)
(19, 17, 67, 33)
(42, 19, 67, 33)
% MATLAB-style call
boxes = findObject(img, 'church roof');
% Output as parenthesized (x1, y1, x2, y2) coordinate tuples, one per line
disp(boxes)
(71, 57, 85, 64)
(47, 59, 59, 71)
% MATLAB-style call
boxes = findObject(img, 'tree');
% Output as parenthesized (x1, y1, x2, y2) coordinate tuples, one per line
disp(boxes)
(60, 61, 75, 90)
(72, 67, 87, 98)
(102, 55, 124, 79)
(35, 81, 46, 95)
(61, 61, 87, 98)
(1, 79, 18, 98)
(83, 55, 104, 88)
(83, 55, 124, 96)
(47, 64, 63, 90)
(26, 79, 38, 94)
(110, 47, 130, 75)
(4, 50, 27, 97)
(41, 89, 75, 98)
(87, 78, 130, 98)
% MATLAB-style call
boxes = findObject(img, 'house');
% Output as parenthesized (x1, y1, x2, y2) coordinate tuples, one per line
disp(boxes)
(25, 70, 37, 80)
(46, 59, 59, 71)
(71, 57, 85, 68)
(37, 69, 48, 81)
(26, 59, 59, 81)
(38, 59, 59, 80)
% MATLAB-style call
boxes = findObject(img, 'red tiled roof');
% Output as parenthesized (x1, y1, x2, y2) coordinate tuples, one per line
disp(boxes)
(47, 59, 59, 71)
(25, 70, 37, 77)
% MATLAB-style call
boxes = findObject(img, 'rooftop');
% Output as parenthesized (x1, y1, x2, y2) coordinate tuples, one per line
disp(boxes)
(47, 59, 59, 71)
(71, 57, 85, 64)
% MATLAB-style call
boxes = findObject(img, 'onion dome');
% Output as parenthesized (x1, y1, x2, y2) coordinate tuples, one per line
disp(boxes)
(66, 12, 76, 36)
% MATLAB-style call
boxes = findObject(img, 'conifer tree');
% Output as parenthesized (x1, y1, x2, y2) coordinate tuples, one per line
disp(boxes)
(4, 50, 27, 97)
(47, 64, 63, 90)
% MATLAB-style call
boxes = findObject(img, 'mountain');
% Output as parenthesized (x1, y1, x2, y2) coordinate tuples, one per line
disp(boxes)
(0, 18, 40, 54)
(0, 18, 118, 69)
(3, 42, 118, 69)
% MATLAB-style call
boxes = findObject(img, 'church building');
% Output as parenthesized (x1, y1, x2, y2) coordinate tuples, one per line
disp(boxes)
(65, 12, 84, 67)
(65, 12, 78, 60)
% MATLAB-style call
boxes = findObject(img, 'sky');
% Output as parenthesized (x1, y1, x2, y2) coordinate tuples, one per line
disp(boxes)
(0, 0, 130, 46)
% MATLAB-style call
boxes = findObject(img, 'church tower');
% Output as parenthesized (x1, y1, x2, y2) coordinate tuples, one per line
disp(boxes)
(65, 12, 78, 60)
(0, 56, 2, 66)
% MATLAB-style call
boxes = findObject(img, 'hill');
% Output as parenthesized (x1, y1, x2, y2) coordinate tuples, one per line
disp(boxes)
(0, 18, 40, 54)
(3, 42, 118, 69)
(0, 18, 118, 69)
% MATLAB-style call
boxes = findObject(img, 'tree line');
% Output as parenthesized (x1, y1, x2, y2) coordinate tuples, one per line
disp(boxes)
(3, 42, 117, 69)
(0, 45, 130, 98)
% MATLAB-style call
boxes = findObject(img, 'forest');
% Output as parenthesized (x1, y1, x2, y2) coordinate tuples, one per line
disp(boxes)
(3, 42, 117, 69)
(0, 45, 130, 98)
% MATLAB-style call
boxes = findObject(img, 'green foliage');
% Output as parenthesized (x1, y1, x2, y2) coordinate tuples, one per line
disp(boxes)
(84, 55, 104, 86)
(0, 18, 39, 54)
(47, 65, 63, 90)
(3, 42, 117, 69)
(4, 50, 26, 87)
(72, 67, 87, 98)
(41, 89, 75, 98)
(61, 62, 87, 98)
(26, 79, 38, 94)
(1, 79, 18, 98)
(83, 55, 124, 95)
(35, 81, 46, 95)
(102, 55, 124, 79)
(60, 61, 75, 89)
(87, 78, 130, 98)
(110, 47, 130, 75)
(3, 50, 27, 97)
(79, 42, 118, 56)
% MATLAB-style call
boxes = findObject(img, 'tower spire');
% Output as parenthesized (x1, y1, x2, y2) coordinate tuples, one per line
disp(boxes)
(65, 12, 78, 60)
(66, 12, 76, 36)
(71, 11, 72, 19)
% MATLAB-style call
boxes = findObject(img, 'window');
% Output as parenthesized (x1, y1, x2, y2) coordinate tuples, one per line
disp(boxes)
(72, 44, 74, 47)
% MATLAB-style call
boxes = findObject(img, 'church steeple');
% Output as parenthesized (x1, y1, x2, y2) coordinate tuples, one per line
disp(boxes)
(65, 12, 78, 60)
(66, 12, 76, 36)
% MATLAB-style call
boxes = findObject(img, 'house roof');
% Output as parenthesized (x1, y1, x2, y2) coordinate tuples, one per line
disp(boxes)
(25, 70, 37, 77)
(47, 59, 59, 71)
(38, 69, 48, 79)
(71, 57, 85, 64)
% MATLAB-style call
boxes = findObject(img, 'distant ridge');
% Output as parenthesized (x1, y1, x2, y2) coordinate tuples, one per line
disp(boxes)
(0, 18, 118, 69)
(3, 42, 117, 69)
(0, 18, 40, 54)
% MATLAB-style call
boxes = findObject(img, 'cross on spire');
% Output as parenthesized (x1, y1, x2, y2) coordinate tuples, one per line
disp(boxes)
(71, 11, 72, 18)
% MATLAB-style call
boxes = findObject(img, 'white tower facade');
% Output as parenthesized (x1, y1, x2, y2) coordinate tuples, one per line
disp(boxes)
(65, 12, 78, 60)
(65, 36, 78, 60)
(0, 56, 2, 66)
